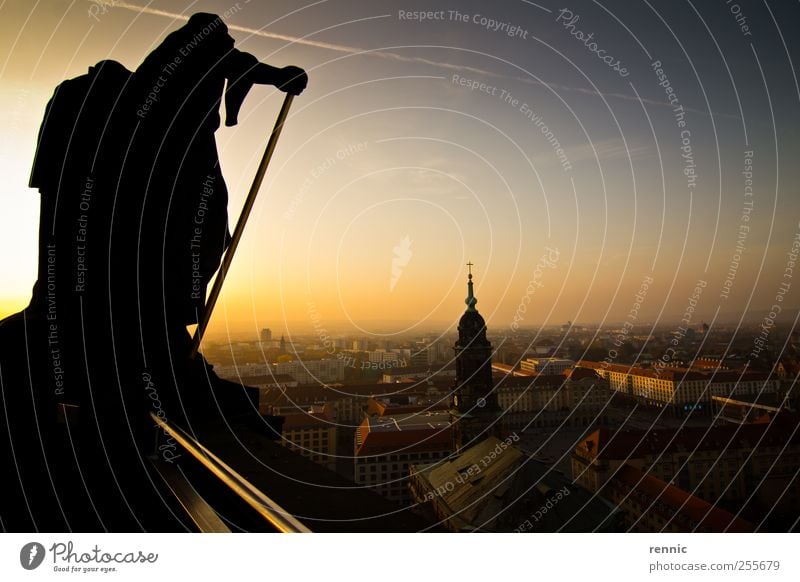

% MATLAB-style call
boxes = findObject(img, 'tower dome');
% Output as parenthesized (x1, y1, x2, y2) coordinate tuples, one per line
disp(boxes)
(457, 261, 488, 346)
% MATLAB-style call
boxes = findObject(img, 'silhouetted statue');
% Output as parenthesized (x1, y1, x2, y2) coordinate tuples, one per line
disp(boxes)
(107, 13, 306, 428)
(0, 13, 306, 531)
(0, 58, 134, 531)
(120, 13, 306, 329)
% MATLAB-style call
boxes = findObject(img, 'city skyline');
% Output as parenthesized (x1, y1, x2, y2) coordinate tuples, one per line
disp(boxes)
(2, 0, 799, 340)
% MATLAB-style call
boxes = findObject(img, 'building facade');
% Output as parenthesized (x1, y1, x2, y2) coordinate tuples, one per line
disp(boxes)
(578, 360, 779, 415)
(495, 373, 611, 430)
(280, 409, 337, 472)
(273, 358, 345, 385)
(520, 357, 575, 375)
(353, 412, 452, 504)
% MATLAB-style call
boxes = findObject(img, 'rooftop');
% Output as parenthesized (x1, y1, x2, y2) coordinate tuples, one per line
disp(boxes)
(281, 410, 333, 430)
(578, 360, 772, 383)
(411, 436, 621, 532)
(366, 395, 450, 417)
(366, 411, 452, 432)
(355, 412, 453, 457)
(607, 464, 754, 532)
(576, 414, 800, 461)
(493, 372, 600, 391)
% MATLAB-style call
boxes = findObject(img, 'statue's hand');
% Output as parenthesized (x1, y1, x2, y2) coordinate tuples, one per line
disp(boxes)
(278, 66, 308, 95)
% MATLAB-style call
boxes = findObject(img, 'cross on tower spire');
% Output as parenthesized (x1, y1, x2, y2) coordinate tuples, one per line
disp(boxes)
(465, 262, 477, 311)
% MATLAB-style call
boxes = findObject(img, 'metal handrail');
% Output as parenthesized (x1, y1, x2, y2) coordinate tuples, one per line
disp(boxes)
(150, 411, 311, 533)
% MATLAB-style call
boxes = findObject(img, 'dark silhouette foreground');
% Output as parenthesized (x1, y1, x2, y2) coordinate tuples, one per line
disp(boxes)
(0, 13, 306, 531)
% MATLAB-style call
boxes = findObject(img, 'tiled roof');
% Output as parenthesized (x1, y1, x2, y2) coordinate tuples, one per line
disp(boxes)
(367, 396, 450, 417)
(356, 428, 452, 457)
(577, 360, 771, 383)
(418, 436, 523, 526)
(355, 412, 452, 457)
(282, 411, 332, 431)
(577, 414, 800, 461)
(577, 361, 706, 381)
(606, 464, 754, 532)
(411, 437, 621, 532)
(566, 367, 602, 381)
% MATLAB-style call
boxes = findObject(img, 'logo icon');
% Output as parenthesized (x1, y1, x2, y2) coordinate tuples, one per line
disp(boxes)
(390, 235, 413, 292)
(20, 542, 46, 570)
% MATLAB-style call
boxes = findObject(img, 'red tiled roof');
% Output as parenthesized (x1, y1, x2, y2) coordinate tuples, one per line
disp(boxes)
(355, 414, 452, 457)
(281, 411, 332, 430)
(577, 360, 771, 383)
(606, 464, 754, 532)
(578, 361, 706, 381)
(577, 414, 800, 461)
(566, 367, 602, 381)
(356, 427, 452, 457)
(367, 396, 450, 417)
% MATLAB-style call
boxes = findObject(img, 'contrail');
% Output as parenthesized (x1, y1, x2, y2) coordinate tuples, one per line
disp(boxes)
(88, 0, 524, 79)
(86, 1, 735, 119)
(95, 1, 394, 57)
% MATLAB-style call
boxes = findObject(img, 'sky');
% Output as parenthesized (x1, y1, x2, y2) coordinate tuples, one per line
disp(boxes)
(1, 0, 799, 340)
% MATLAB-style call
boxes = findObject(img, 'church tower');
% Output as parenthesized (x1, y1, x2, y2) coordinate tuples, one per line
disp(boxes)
(451, 263, 500, 452)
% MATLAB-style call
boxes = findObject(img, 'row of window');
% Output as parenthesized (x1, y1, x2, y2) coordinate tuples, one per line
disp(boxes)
(359, 472, 406, 482)
(355, 451, 447, 464)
